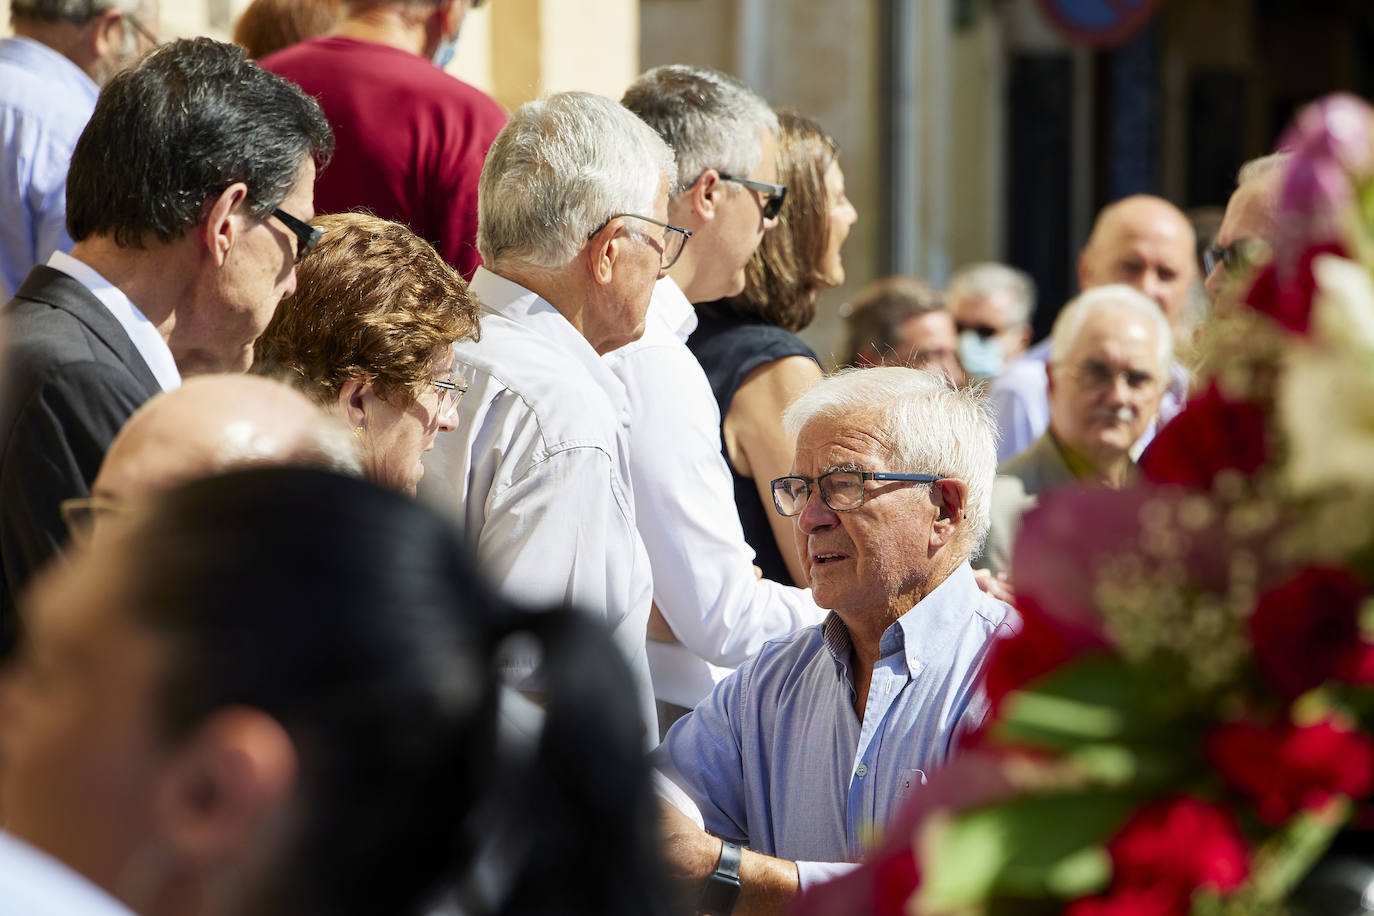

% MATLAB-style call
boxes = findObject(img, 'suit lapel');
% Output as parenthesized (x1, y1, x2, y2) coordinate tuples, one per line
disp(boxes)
(14, 266, 165, 397)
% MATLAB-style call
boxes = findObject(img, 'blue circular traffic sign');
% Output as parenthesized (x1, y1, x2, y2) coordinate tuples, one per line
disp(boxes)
(1036, 0, 1163, 47)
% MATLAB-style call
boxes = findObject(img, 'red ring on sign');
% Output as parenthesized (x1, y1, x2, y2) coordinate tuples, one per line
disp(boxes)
(1036, 0, 1163, 48)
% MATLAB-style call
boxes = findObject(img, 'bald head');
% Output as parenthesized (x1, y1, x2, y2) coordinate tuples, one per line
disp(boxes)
(1078, 195, 1197, 326)
(90, 376, 360, 534)
(1204, 154, 1288, 303)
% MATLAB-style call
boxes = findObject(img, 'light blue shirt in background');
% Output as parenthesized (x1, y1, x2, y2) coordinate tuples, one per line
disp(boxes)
(0, 36, 99, 303)
(657, 561, 1017, 891)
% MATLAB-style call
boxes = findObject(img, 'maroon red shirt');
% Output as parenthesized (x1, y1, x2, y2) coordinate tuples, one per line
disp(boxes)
(261, 36, 506, 279)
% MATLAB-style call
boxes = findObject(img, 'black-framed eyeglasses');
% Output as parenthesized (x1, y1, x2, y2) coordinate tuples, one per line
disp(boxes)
(770, 470, 944, 517)
(271, 208, 322, 264)
(432, 377, 468, 415)
(589, 213, 693, 271)
(717, 173, 788, 220)
(1202, 237, 1271, 277)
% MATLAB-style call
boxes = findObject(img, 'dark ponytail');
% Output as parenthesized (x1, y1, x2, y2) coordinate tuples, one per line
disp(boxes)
(121, 468, 669, 916)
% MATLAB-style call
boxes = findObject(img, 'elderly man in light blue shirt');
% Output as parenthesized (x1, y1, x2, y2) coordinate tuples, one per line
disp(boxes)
(657, 367, 1018, 915)
(0, 0, 159, 301)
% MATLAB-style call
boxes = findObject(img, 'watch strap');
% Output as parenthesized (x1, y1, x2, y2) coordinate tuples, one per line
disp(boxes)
(698, 839, 743, 915)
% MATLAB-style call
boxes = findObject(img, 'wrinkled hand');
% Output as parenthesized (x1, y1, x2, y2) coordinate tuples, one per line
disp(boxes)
(972, 567, 1014, 604)
(659, 800, 722, 910)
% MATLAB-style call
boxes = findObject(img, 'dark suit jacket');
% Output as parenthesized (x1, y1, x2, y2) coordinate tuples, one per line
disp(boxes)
(0, 266, 162, 655)
(975, 431, 1078, 578)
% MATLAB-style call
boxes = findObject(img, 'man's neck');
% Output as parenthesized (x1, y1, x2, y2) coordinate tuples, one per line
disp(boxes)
(68, 235, 191, 349)
(12, 20, 101, 82)
(493, 262, 617, 353)
(335, 9, 429, 56)
(1049, 428, 1133, 487)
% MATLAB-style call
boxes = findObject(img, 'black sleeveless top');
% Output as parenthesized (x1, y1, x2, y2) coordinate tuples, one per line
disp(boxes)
(687, 305, 821, 584)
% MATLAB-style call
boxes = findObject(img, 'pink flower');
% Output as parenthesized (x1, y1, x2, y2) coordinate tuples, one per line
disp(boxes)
(1279, 93, 1374, 180)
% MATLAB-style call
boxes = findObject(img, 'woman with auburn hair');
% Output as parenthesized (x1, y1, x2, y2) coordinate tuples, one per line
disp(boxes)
(0, 467, 670, 916)
(232, 0, 339, 59)
(254, 211, 480, 495)
(688, 110, 858, 586)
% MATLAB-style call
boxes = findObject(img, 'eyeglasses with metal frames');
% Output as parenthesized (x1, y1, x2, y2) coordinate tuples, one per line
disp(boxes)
(770, 470, 945, 517)
(1202, 237, 1271, 277)
(717, 173, 788, 220)
(124, 12, 160, 48)
(59, 494, 126, 545)
(432, 377, 468, 416)
(271, 208, 322, 264)
(588, 213, 693, 271)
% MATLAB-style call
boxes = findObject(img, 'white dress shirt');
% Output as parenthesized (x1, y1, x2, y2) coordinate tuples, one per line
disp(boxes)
(0, 831, 137, 916)
(604, 278, 824, 709)
(46, 250, 181, 391)
(420, 268, 656, 736)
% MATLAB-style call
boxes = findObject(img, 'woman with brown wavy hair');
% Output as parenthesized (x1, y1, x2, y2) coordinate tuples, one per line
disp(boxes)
(688, 111, 858, 586)
(253, 211, 480, 495)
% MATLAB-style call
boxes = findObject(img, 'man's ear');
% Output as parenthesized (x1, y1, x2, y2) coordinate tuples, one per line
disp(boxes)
(200, 183, 250, 268)
(85, 7, 127, 60)
(336, 378, 369, 431)
(155, 707, 298, 867)
(584, 218, 624, 287)
(929, 477, 969, 550)
(1045, 360, 1057, 400)
(684, 171, 721, 223)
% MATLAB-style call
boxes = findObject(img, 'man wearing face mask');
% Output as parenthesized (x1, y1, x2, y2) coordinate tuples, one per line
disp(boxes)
(947, 262, 1036, 384)
(260, 0, 504, 280)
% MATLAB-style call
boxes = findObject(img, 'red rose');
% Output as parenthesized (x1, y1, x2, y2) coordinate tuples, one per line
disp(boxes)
(869, 846, 920, 916)
(1249, 567, 1366, 699)
(981, 594, 1077, 714)
(1207, 720, 1374, 825)
(1138, 386, 1268, 489)
(1064, 885, 1180, 916)
(1243, 241, 1346, 335)
(1107, 797, 1249, 897)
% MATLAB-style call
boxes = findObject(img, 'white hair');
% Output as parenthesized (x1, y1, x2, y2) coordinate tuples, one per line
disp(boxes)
(1237, 151, 1292, 187)
(1048, 284, 1174, 372)
(782, 367, 998, 553)
(947, 262, 1038, 326)
(621, 64, 778, 195)
(476, 91, 676, 269)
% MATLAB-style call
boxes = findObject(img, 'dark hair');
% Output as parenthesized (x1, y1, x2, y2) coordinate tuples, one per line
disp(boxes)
(122, 468, 668, 916)
(232, 0, 339, 59)
(712, 110, 839, 332)
(66, 37, 334, 248)
(254, 212, 481, 408)
(842, 275, 946, 367)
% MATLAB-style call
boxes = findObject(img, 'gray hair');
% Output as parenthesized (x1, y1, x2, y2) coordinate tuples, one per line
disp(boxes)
(1049, 284, 1174, 372)
(477, 91, 676, 269)
(621, 64, 778, 195)
(947, 262, 1037, 326)
(1237, 151, 1292, 187)
(11, 0, 142, 22)
(782, 367, 998, 553)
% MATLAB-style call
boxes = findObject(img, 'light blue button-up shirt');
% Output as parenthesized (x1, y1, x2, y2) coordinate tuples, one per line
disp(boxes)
(658, 561, 1018, 890)
(0, 36, 99, 302)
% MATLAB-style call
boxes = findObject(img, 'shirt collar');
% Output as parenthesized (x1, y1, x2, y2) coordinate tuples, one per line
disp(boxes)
(469, 266, 630, 408)
(0, 36, 99, 103)
(46, 251, 181, 392)
(0, 831, 139, 916)
(822, 561, 991, 680)
(648, 275, 697, 342)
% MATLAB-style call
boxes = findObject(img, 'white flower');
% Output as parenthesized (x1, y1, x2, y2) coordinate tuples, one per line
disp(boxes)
(1311, 253, 1374, 356)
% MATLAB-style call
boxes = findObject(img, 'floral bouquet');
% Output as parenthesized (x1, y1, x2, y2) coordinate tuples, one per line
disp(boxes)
(797, 93, 1374, 916)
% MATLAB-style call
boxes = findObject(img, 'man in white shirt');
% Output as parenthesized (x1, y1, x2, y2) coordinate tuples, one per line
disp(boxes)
(419, 91, 676, 739)
(0, 38, 333, 656)
(614, 67, 824, 733)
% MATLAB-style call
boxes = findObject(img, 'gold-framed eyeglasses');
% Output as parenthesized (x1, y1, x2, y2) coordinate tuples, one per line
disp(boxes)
(432, 377, 468, 415)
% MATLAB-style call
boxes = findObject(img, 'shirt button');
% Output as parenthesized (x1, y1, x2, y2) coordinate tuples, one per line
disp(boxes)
(855, 763, 869, 778)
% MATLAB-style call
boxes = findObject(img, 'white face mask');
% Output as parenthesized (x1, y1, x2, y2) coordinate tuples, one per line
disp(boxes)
(432, 33, 459, 69)
(958, 331, 1005, 381)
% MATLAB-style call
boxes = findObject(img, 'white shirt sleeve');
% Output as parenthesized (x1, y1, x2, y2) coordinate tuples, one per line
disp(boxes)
(612, 339, 824, 667)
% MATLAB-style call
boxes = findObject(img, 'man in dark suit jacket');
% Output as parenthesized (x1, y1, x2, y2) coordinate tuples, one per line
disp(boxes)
(0, 37, 333, 656)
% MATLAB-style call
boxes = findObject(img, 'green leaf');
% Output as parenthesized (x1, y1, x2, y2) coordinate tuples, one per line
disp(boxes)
(916, 792, 1138, 913)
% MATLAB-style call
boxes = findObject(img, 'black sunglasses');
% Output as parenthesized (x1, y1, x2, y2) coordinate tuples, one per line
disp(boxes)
(717, 173, 788, 221)
(271, 208, 322, 264)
